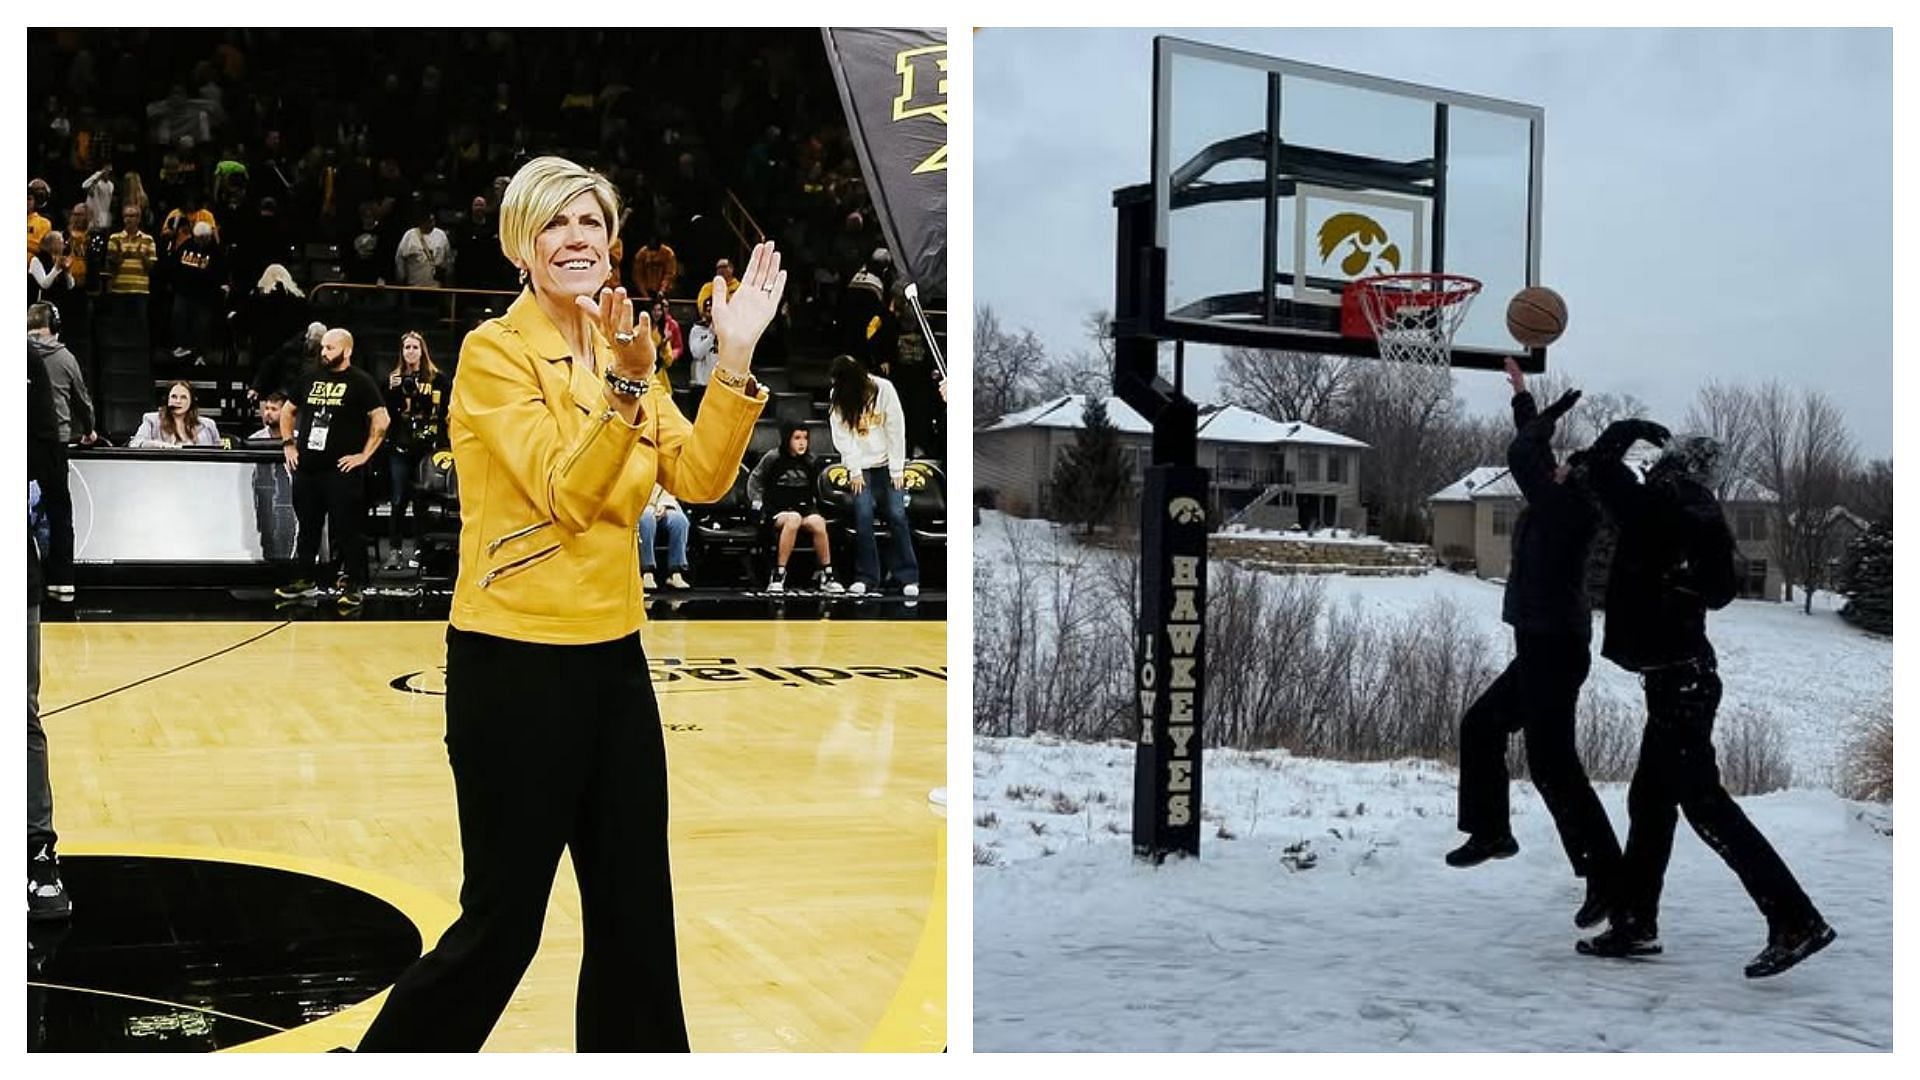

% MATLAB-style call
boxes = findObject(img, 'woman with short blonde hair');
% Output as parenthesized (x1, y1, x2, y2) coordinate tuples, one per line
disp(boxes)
(358, 156, 786, 1052)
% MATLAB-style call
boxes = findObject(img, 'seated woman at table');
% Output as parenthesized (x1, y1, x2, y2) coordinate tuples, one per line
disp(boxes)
(129, 381, 222, 448)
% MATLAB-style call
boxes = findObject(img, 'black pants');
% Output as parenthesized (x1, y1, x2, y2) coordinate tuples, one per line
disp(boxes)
(38, 455, 74, 589)
(291, 463, 369, 587)
(1615, 656, 1819, 933)
(29, 602, 55, 854)
(1457, 631, 1621, 881)
(358, 628, 688, 1052)
(387, 448, 417, 545)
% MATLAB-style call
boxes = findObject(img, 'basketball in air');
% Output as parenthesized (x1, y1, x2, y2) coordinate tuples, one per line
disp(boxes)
(1506, 286, 1568, 348)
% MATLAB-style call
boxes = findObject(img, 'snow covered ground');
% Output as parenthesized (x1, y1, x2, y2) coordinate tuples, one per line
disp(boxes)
(973, 738, 1892, 1051)
(973, 514, 1893, 1051)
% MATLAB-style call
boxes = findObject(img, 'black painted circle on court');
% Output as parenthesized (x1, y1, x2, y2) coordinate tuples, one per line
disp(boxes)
(28, 855, 421, 1052)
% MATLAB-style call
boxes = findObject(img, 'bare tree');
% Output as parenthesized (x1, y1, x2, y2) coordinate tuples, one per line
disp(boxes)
(1684, 380, 1762, 500)
(1337, 362, 1463, 541)
(1752, 382, 1860, 612)
(1218, 347, 1358, 426)
(974, 305, 1051, 426)
(1568, 390, 1650, 450)
(1847, 458, 1893, 526)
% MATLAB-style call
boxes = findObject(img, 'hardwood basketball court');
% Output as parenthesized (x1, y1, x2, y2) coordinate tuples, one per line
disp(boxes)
(31, 607, 946, 1052)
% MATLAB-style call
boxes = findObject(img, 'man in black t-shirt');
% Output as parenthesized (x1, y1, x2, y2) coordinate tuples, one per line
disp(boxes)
(275, 328, 389, 608)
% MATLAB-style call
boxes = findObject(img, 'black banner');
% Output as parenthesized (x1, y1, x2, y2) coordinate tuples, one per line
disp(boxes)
(822, 27, 947, 295)
(1133, 465, 1209, 861)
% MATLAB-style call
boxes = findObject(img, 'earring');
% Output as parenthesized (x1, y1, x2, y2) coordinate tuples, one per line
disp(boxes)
(518, 267, 529, 287)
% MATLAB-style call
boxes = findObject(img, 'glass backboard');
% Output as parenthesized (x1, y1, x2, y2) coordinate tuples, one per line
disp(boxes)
(1150, 36, 1546, 370)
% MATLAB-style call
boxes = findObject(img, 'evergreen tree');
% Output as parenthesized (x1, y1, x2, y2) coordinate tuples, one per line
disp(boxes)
(1049, 395, 1131, 534)
(1839, 520, 1892, 636)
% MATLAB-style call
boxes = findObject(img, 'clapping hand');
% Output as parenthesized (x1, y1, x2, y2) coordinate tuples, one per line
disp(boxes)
(710, 242, 787, 374)
(576, 285, 657, 382)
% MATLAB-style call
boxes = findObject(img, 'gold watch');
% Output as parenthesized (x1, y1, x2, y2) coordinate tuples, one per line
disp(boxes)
(712, 365, 761, 397)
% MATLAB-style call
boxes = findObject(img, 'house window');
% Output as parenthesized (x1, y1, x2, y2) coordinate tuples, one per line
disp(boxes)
(1218, 448, 1252, 486)
(1300, 451, 1321, 483)
(1735, 508, 1769, 542)
(1327, 451, 1346, 484)
(1267, 451, 1287, 485)
(1492, 503, 1516, 537)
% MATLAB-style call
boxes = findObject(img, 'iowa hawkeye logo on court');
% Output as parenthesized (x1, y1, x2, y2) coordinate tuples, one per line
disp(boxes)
(392, 661, 946, 696)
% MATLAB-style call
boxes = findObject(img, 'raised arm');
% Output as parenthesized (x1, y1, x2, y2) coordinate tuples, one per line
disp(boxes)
(1585, 417, 1671, 527)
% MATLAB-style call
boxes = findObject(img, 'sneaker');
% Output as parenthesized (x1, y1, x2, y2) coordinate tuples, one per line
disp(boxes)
(1444, 833, 1519, 868)
(28, 848, 71, 922)
(274, 578, 320, 600)
(667, 571, 690, 590)
(1745, 918, 1836, 978)
(336, 587, 364, 611)
(821, 578, 846, 595)
(902, 583, 920, 599)
(47, 584, 75, 603)
(1575, 876, 1614, 929)
(643, 571, 657, 590)
(1577, 919, 1662, 960)
(849, 581, 868, 596)
(768, 568, 787, 593)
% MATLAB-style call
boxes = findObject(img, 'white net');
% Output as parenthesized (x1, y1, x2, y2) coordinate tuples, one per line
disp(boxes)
(1349, 273, 1482, 370)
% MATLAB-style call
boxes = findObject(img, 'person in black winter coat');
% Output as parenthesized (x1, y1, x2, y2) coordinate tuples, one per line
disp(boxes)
(1575, 419, 1835, 978)
(1448, 359, 1622, 932)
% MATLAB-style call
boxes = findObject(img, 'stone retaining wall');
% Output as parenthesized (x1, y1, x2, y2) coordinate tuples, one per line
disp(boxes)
(1209, 534, 1434, 576)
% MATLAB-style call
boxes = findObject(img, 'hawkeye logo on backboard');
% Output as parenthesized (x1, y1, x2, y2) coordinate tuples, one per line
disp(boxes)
(1316, 213, 1402, 278)
(391, 660, 946, 696)
(893, 45, 947, 174)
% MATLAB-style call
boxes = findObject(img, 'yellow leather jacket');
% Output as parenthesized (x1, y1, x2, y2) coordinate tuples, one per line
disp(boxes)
(448, 290, 764, 644)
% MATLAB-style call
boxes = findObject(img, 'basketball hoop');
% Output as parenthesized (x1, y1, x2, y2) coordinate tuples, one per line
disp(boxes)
(1341, 272, 1483, 373)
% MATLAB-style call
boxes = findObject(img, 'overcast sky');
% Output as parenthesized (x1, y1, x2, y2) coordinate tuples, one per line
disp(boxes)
(976, 28, 1893, 458)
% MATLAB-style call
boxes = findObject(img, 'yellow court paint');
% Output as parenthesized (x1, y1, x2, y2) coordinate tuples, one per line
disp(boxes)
(41, 618, 946, 1052)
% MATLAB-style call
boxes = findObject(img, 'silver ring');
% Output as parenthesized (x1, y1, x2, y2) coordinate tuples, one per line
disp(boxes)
(614, 331, 636, 345)
(761, 284, 776, 293)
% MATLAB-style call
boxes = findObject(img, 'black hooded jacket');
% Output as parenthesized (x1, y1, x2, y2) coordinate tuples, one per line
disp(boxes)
(1500, 391, 1600, 638)
(1587, 428, 1739, 671)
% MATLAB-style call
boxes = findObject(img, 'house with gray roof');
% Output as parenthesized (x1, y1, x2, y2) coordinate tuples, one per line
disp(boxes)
(978, 395, 1370, 531)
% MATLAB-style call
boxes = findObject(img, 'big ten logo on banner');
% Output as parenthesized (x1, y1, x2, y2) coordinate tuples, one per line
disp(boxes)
(1296, 185, 1428, 295)
(893, 44, 947, 174)
(1134, 467, 1208, 859)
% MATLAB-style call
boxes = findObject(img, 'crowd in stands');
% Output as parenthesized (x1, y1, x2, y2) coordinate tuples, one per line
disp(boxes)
(28, 30, 942, 434)
(28, 30, 947, 600)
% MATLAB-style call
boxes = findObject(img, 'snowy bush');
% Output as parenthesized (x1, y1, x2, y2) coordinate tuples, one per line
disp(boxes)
(973, 517, 1132, 740)
(1714, 704, 1795, 795)
(977, 518, 1799, 788)
(1843, 705, 1893, 803)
